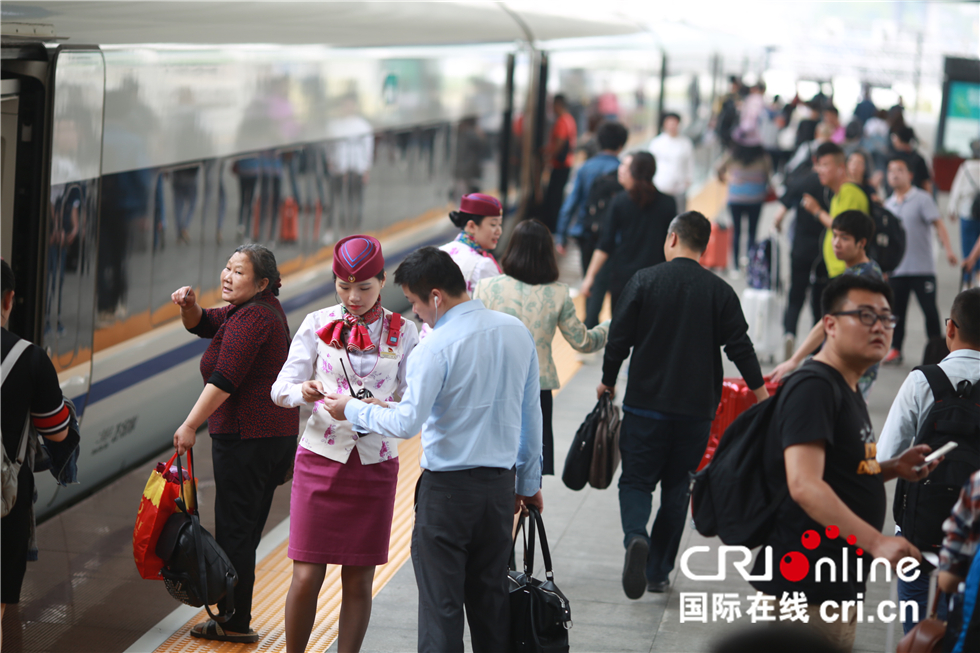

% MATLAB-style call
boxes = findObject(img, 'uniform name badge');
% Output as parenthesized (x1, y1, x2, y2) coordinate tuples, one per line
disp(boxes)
(380, 347, 397, 359)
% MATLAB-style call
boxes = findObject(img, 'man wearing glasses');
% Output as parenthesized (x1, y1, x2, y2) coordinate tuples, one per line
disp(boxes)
(750, 274, 940, 653)
(877, 287, 980, 633)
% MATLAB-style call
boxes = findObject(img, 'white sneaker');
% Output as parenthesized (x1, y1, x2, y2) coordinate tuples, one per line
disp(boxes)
(783, 334, 795, 362)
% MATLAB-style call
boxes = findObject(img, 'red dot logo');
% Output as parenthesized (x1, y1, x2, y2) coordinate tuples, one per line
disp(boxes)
(826, 525, 840, 539)
(780, 551, 810, 582)
(801, 530, 821, 550)
(856, 548, 864, 556)
(846, 534, 857, 546)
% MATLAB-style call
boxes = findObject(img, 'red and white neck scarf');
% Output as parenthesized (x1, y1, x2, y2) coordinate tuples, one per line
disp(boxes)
(317, 299, 384, 352)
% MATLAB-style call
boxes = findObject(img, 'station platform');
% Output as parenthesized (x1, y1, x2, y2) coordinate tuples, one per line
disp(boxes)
(3, 186, 966, 653)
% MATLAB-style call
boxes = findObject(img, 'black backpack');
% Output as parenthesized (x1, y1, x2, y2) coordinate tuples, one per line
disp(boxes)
(893, 366, 980, 555)
(580, 172, 622, 236)
(867, 201, 907, 274)
(691, 366, 840, 548)
(155, 451, 239, 622)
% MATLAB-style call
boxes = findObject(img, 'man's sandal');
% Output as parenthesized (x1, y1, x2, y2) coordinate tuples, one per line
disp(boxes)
(190, 620, 259, 644)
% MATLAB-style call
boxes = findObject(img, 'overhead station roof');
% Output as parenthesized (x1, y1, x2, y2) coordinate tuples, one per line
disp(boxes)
(1, 1, 642, 47)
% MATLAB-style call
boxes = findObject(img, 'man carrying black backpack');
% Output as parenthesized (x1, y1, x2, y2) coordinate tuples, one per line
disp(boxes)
(553, 121, 628, 328)
(878, 287, 980, 634)
(749, 275, 939, 653)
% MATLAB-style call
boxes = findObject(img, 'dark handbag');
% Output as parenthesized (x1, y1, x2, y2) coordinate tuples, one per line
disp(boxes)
(155, 450, 238, 623)
(508, 506, 571, 653)
(562, 396, 604, 490)
(588, 395, 621, 490)
(897, 570, 946, 653)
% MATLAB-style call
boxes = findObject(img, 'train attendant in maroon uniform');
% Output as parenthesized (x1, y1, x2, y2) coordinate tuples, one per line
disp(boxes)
(439, 192, 504, 296)
(272, 235, 418, 653)
(171, 244, 299, 644)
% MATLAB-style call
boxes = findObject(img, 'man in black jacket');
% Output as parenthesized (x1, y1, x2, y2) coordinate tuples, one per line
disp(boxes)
(598, 211, 768, 599)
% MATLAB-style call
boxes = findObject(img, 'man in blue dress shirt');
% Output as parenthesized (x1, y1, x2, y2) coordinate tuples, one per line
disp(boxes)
(323, 246, 543, 653)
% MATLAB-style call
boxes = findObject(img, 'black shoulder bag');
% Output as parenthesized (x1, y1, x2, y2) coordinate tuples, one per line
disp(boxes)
(155, 449, 239, 622)
(509, 506, 572, 653)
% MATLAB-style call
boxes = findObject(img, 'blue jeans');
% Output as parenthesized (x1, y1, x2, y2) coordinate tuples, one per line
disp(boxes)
(729, 202, 762, 269)
(962, 217, 980, 280)
(618, 411, 711, 584)
(898, 569, 947, 634)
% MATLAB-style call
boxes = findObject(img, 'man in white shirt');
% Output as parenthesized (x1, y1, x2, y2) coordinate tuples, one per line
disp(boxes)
(877, 287, 980, 633)
(648, 113, 693, 213)
(877, 287, 980, 459)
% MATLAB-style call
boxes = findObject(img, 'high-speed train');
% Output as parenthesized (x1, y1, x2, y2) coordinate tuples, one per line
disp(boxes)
(1, 2, 747, 519)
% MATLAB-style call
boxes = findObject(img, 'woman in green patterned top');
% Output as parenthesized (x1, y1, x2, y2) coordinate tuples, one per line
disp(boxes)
(474, 219, 609, 474)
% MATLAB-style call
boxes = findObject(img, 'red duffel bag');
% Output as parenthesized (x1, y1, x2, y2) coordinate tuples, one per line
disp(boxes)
(133, 452, 196, 580)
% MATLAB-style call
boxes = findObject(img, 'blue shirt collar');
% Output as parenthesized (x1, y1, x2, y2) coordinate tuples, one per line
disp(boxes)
(434, 298, 484, 329)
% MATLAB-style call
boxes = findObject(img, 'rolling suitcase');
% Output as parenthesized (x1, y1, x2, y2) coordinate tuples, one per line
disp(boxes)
(697, 377, 780, 471)
(699, 222, 730, 270)
(741, 237, 783, 363)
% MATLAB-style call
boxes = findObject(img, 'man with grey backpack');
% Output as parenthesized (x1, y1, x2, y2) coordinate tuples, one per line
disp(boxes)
(1, 259, 71, 625)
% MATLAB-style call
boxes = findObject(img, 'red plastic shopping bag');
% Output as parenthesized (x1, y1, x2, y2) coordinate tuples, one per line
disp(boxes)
(133, 452, 196, 580)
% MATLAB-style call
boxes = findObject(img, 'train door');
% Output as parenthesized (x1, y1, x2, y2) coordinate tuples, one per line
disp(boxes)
(43, 47, 106, 419)
(1, 44, 105, 421)
(2, 44, 50, 342)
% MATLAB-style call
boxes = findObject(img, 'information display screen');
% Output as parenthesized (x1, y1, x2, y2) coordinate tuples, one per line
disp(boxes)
(942, 80, 980, 156)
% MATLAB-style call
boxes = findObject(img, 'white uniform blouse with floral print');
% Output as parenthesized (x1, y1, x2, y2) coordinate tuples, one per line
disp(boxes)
(272, 305, 419, 464)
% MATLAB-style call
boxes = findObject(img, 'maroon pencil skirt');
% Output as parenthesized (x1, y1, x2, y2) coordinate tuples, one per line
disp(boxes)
(288, 445, 399, 566)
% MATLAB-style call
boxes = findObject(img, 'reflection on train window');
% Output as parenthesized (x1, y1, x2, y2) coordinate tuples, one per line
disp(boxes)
(93, 113, 502, 345)
(44, 180, 98, 371)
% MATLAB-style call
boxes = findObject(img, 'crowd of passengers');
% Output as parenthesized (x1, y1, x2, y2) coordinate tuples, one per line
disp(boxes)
(3, 81, 980, 653)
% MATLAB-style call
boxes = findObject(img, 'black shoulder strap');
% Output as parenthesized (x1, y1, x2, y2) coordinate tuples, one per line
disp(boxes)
(790, 364, 843, 418)
(913, 365, 956, 401)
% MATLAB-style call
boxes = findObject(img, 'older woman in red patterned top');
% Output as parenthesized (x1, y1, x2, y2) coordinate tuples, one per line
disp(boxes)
(170, 244, 299, 644)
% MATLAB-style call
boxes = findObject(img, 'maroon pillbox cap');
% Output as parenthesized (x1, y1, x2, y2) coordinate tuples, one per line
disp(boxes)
(333, 235, 384, 282)
(459, 193, 502, 217)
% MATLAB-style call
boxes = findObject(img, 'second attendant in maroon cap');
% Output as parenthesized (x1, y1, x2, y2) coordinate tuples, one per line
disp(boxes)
(271, 234, 418, 652)
(438, 193, 504, 297)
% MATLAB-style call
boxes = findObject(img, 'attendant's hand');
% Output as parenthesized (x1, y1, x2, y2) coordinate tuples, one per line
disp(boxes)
(173, 423, 196, 456)
(770, 359, 798, 383)
(596, 382, 614, 400)
(322, 393, 353, 421)
(515, 490, 544, 515)
(556, 243, 567, 256)
(362, 397, 390, 409)
(946, 249, 958, 267)
(869, 534, 921, 568)
(893, 444, 941, 482)
(301, 380, 327, 403)
(171, 286, 197, 308)
(580, 275, 594, 298)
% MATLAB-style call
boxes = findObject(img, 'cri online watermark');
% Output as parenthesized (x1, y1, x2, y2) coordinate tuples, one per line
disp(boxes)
(678, 524, 921, 624)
